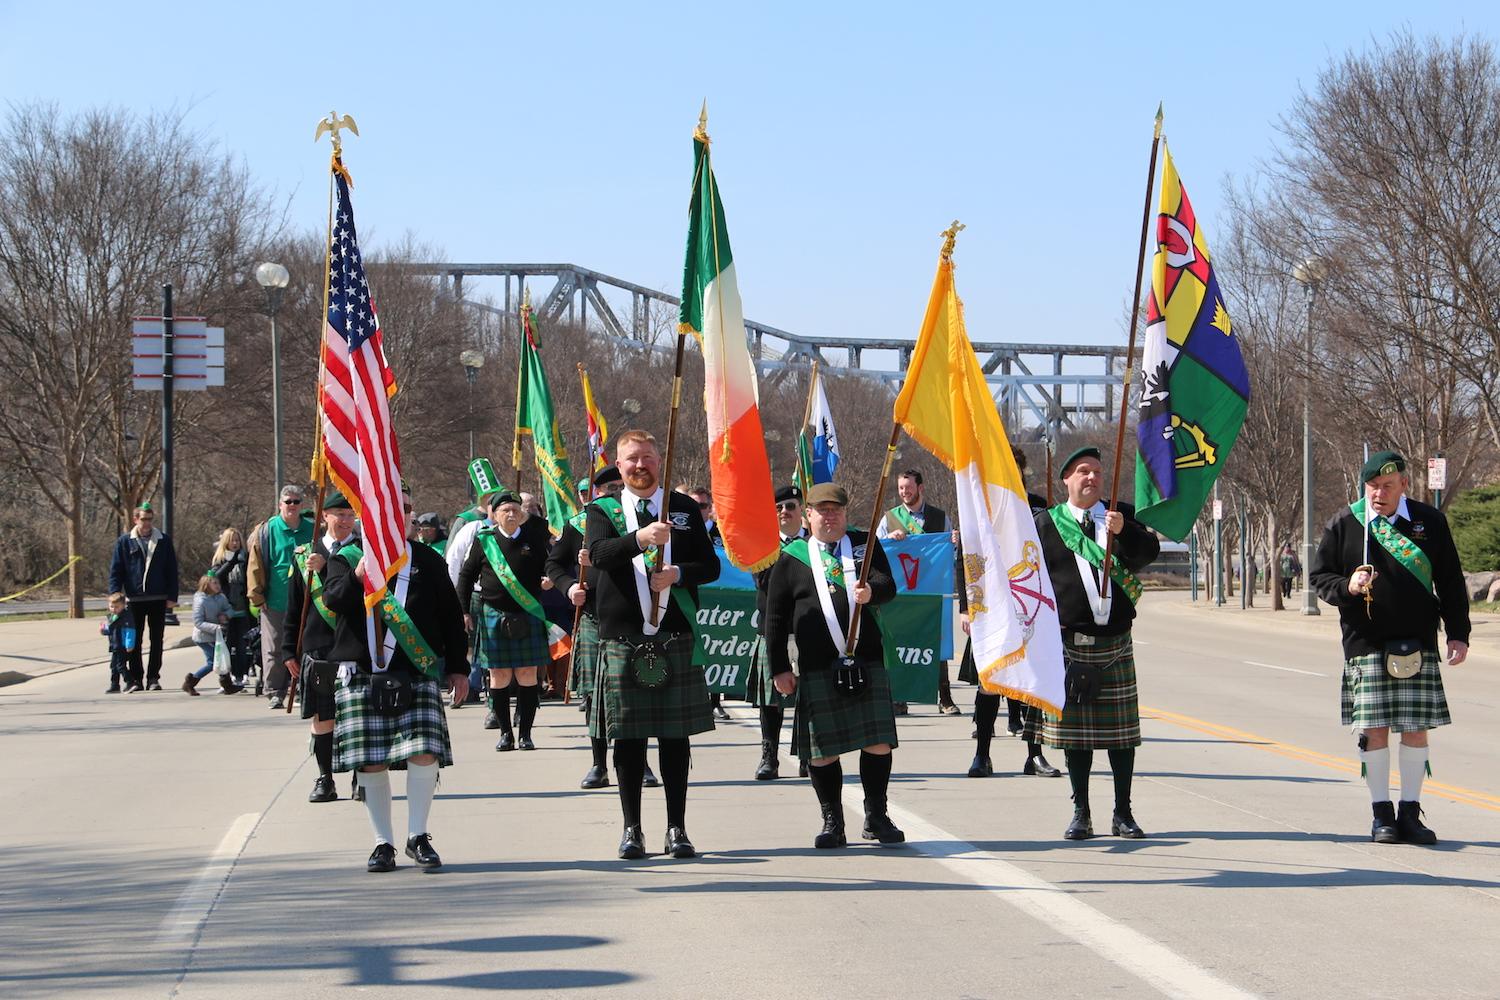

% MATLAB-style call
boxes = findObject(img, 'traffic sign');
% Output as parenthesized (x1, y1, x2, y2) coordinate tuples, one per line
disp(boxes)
(132, 317, 224, 390)
(1212, 499, 1223, 521)
(1428, 456, 1447, 491)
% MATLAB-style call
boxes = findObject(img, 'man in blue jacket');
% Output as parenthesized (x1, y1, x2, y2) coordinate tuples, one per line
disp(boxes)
(107, 503, 181, 691)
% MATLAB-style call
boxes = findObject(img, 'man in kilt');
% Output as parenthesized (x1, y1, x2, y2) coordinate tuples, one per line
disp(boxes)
(545, 465, 638, 789)
(747, 483, 807, 781)
(457, 490, 556, 751)
(1310, 451, 1469, 845)
(282, 487, 361, 804)
(317, 499, 471, 872)
(1029, 446, 1159, 841)
(765, 483, 904, 848)
(585, 429, 720, 860)
(447, 458, 505, 715)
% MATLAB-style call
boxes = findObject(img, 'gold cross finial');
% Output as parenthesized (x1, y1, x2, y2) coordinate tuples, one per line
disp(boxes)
(940, 220, 966, 260)
(695, 100, 710, 143)
(314, 111, 360, 152)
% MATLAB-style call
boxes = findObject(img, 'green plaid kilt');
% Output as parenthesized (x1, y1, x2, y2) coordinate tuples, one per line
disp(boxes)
(743, 637, 794, 707)
(1341, 651, 1450, 732)
(791, 663, 899, 761)
(333, 674, 453, 772)
(473, 603, 548, 671)
(589, 632, 715, 740)
(1027, 632, 1140, 750)
(569, 612, 601, 694)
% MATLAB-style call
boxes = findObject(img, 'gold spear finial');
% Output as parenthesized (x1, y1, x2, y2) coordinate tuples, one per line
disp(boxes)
(522, 285, 532, 310)
(1154, 102, 1164, 140)
(314, 111, 360, 152)
(940, 220, 966, 260)
(695, 100, 710, 143)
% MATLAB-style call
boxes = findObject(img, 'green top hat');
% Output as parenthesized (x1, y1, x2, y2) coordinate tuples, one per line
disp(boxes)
(469, 458, 502, 502)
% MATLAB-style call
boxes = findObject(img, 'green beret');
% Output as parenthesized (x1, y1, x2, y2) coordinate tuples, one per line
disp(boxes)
(592, 466, 622, 487)
(488, 490, 523, 509)
(322, 487, 352, 510)
(1361, 450, 1406, 482)
(1059, 446, 1102, 479)
(577, 477, 591, 494)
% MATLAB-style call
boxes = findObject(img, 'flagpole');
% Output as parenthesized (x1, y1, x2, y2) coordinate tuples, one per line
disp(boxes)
(1044, 435, 1055, 507)
(651, 327, 690, 629)
(512, 290, 529, 492)
(797, 359, 819, 492)
(291, 113, 349, 714)
(564, 363, 596, 704)
(1098, 104, 1164, 609)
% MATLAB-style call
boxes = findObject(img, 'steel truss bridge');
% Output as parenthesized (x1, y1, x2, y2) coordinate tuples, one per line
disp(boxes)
(407, 262, 1137, 440)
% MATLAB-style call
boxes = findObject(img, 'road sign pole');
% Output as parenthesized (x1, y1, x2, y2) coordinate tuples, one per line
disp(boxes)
(161, 284, 174, 538)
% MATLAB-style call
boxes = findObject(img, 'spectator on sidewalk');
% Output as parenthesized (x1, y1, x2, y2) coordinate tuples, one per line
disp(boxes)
(107, 503, 180, 692)
(185, 574, 237, 695)
(247, 485, 315, 708)
(103, 592, 138, 694)
(210, 528, 252, 684)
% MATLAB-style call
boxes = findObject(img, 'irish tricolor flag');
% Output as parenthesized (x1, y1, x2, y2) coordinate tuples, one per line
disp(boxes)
(678, 111, 779, 572)
(894, 230, 1065, 715)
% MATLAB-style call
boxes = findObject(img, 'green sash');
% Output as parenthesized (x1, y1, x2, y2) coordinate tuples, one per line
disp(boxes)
(886, 505, 923, 535)
(782, 538, 847, 588)
(1047, 505, 1144, 603)
(296, 541, 440, 678)
(293, 543, 356, 631)
(567, 507, 588, 534)
(453, 508, 485, 526)
(1351, 499, 1434, 593)
(476, 528, 554, 628)
(592, 496, 701, 631)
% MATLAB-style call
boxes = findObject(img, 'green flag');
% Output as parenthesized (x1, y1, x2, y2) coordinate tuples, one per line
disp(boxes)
(512, 303, 579, 533)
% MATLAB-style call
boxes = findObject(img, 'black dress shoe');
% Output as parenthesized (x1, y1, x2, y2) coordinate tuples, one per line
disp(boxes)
(664, 826, 696, 858)
(1371, 801, 1400, 844)
(1396, 800, 1437, 845)
(405, 833, 442, 868)
(861, 811, 906, 844)
(1024, 754, 1062, 777)
(643, 765, 660, 788)
(580, 764, 610, 789)
(967, 755, 993, 778)
(518, 735, 536, 751)
(754, 740, 780, 780)
(814, 803, 847, 849)
(308, 774, 338, 803)
(1111, 811, 1146, 838)
(483, 709, 500, 730)
(618, 825, 646, 859)
(367, 842, 397, 872)
(1064, 809, 1094, 840)
(495, 733, 515, 752)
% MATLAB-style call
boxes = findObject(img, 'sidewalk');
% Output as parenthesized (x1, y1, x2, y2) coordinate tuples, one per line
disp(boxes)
(0, 615, 194, 686)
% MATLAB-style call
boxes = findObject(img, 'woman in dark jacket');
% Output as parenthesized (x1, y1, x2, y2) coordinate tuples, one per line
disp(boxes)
(210, 528, 252, 685)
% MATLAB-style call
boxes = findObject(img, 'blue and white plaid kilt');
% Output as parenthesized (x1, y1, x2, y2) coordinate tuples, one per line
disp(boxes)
(1341, 650, 1451, 732)
(333, 674, 454, 771)
(473, 603, 549, 671)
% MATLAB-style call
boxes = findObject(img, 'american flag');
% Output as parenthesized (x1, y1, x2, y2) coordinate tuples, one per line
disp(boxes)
(320, 155, 406, 607)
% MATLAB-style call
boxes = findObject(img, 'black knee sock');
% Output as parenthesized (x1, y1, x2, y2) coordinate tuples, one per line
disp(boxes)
(516, 685, 539, 737)
(613, 738, 647, 828)
(759, 705, 784, 744)
(313, 731, 333, 775)
(807, 759, 843, 807)
(491, 690, 513, 736)
(859, 750, 893, 808)
(1108, 748, 1136, 814)
(1065, 749, 1093, 812)
(973, 693, 1001, 758)
(658, 738, 691, 829)
(591, 737, 609, 770)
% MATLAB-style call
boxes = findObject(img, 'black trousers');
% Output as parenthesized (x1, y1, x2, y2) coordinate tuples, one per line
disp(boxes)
(127, 599, 168, 685)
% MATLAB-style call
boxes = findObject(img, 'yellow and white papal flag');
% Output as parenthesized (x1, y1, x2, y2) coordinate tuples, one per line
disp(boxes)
(893, 228, 1065, 715)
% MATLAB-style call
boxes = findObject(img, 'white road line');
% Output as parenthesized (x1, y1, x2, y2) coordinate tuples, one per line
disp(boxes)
(155, 812, 261, 949)
(1243, 660, 1325, 677)
(870, 798, 1258, 1000)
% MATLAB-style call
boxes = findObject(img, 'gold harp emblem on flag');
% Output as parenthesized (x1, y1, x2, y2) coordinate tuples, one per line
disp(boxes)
(963, 552, 988, 617)
(1165, 415, 1218, 469)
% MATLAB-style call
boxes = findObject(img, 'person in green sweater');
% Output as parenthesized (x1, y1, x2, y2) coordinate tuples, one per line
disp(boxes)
(247, 484, 316, 708)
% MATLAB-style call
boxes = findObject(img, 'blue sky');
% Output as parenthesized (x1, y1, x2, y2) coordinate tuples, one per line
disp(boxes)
(2, 2, 1494, 359)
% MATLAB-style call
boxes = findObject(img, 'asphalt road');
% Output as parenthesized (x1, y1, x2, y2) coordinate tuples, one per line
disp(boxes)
(3, 597, 1497, 999)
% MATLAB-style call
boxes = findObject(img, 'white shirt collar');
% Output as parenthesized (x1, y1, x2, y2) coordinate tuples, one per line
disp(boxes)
(323, 532, 353, 550)
(1064, 499, 1106, 521)
(625, 486, 664, 509)
(1376, 496, 1411, 523)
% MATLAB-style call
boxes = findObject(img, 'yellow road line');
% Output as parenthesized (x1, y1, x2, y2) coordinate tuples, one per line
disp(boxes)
(1141, 705, 1500, 814)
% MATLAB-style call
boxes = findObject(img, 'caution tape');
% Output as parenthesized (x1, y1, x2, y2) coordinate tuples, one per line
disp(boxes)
(0, 556, 83, 602)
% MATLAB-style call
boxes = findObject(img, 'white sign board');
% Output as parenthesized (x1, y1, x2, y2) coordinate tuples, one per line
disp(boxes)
(132, 317, 224, 390)
(1428, 457, 1447, 491)
(1212, 499, 1223, 521)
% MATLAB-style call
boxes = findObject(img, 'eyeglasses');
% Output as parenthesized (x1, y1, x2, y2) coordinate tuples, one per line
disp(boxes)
(777, 502, 800, 512)
(282, 498, 303, 505)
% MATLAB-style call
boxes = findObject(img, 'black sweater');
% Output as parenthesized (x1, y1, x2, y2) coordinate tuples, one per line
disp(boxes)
(1310, 499, 1470, 658)
(765, 530, 897, 676)
(1034, 502, 1160, 636)
(319, 541, 471, 678)
(281, 536, 350, 665)
(545, 521, 597, 616)
(585, 490, 720, 639)
(455, 518, 552, 614)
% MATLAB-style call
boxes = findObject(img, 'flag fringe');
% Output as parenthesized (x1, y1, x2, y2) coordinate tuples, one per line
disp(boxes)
(979, 648, 1062, 718)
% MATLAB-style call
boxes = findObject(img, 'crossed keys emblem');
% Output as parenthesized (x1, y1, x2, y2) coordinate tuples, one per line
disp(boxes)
(1007, 541, 1055, 641)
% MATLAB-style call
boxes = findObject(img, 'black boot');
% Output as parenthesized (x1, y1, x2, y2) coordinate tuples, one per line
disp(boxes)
(861, 798, 905, 844)
(1395, 800, 1436, 845)
(1111, 810, 1146, 838)
(754, 739, 780, 780)
(1371, 801, 1399, 844)
(967, 755, 993, 777)
(1064, 808, 1094, 840)
(815, 802, 847, 849)
(308, 774, 338, 803)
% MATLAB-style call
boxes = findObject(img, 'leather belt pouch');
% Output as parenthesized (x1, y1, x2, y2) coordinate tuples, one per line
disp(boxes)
(1384, 639, 1423, 679)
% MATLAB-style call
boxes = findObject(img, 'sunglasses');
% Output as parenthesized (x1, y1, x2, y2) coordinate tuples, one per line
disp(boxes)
(777, 501, 800, 512)
(282, 498, 303, 505)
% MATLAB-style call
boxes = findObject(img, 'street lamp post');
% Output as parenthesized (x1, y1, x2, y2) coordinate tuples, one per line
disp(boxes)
(255, 262, 290, 508)
(1293, 257, 1327, 616)
(459, 350, 485, 497)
